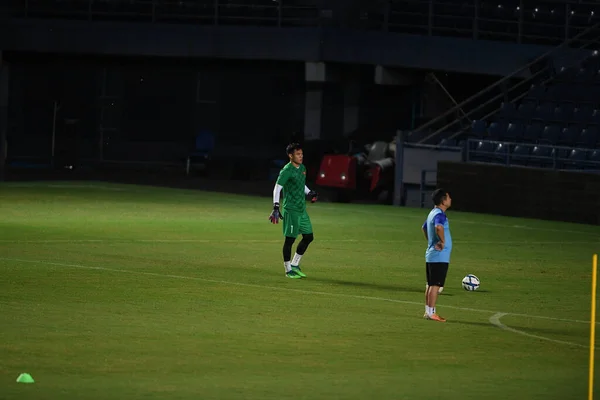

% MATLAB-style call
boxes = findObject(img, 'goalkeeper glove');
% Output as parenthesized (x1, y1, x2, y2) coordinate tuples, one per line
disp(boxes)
(308, 190, 318, 203)
(269, 203, 282, 224)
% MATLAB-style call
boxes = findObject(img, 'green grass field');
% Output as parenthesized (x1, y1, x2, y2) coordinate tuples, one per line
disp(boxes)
(1, 181, 600, 399)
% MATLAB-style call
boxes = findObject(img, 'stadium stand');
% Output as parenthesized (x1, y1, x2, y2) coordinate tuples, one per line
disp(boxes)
(463, 50, 600, 171)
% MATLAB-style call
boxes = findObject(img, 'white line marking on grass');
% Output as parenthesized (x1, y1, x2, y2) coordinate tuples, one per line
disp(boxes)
(489, 313, 588, 348)
(0, 257, 594, 327)
(0, 239, 596, 245)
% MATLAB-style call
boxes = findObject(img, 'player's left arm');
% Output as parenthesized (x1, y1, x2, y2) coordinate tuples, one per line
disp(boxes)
(305, 185, 318, 203)
(422, 221, 428, 240)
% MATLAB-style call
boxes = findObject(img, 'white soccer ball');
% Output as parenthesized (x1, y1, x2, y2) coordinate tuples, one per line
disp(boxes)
(462, 274, 480, 291)
(426, 284, 444, 294)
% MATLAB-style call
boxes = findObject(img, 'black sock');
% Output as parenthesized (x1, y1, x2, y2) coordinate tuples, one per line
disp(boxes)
(296, 233, 314, 255)
(283, 236, 296, 262)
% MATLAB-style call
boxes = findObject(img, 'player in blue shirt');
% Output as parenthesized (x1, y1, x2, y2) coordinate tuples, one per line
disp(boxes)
(421, 188, 452, 322)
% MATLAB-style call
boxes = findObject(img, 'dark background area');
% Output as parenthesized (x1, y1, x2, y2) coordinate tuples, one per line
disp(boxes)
(437, 160, 600, 225)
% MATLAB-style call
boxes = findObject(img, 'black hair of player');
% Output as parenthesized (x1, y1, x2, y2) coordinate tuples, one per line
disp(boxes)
(432, 188, 448, 206)
(286, 143, 302, 155)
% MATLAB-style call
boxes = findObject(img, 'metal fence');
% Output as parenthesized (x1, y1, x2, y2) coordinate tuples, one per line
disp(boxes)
(7, 0, 600, 46)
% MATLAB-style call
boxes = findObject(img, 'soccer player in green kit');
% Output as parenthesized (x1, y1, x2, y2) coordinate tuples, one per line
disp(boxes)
(269, 143, 318, 279)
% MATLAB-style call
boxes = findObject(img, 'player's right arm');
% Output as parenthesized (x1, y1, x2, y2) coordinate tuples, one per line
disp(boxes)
(422, 221, 428, 240)
(273, 184, 283, 205)
(273, 167, 291, 205)
(269, 169, 289, 224)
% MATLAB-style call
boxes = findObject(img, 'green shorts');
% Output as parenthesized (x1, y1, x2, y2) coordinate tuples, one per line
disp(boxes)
(282, 209, 313, 238)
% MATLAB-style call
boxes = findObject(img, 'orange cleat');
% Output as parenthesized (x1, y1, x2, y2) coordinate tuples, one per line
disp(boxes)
(428, 313, 446, 322)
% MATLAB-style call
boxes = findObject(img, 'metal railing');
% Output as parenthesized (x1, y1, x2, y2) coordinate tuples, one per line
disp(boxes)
(465, 138, 600, 171)
(11, 0, 321, 27)
(410, 20, 600, 145)
(7, 0, 600, 47)
(387, 0, 600, 45)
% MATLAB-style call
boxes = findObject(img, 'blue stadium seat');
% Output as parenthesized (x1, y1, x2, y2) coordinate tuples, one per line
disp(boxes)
(582, 53, 600, 70)
(592, 110, 600, 125)
(510, 144, 530, 166)
(585, 150, 600, 171)
(558, 126, 581, 146)
(492, 143, 510, 164)
(471, 120, 487, 137)
(498, 102, 516, 119)
(545, 84, 569, 102)
(566, 149, 587, 170)
(471, 141, 496, 162)
(530, 145, 554, 168)
(522, 122, 543, 143)
(516, 102, 536, 119)
(554, 103, 574, 122)
(504, 122, 524, 141)
(551, 148, 571, 169)
(555, 67, 578, 83)
(540, 125, 561, 144)
(525, 84, 546, 101)
(573, 106, 594, 124)
(534, 102, 554, 120)
(488, 121, 508, 140)
(572, 84, 594, 103)
(574, 68, 596, 83)
(578, 127, 599, 148)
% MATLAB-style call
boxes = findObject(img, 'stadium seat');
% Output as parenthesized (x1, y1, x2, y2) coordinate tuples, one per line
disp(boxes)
(574, 68, 596, 83)
(551, 147, 571, 169)
(573, 106, 594, 124)
(584, 150, 600, 171)
(488, 121, 508, 140)
(582, 53, 600, 70)
(578, 127, 599, 148)
(566, 149, 587, 170)
(540, 125, 560, 144)
(504, 122, 524, 141)
(545, 84, 569, 102)
(498, 102, 516, 119)
(592, 110, 600, 125)
(530, 145, 554, 168)
(558, 126, 581, 146)
(510, 144, 531, 166)
(524, 84, 546, 102)
(492, 142, 510, 164)
(522, 122, 543, 143)
(471, 141, 496, 162)
(471, 120, 487, 137)
(553, 103, 574, 122)
(516, 102, 536, 119)
(533, 102, 554, 120)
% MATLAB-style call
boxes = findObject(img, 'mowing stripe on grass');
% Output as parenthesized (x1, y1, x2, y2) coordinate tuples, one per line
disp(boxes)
(0, 256, 594, 329)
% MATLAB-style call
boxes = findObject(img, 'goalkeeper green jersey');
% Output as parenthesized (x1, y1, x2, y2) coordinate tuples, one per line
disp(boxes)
(276, 163, 307, 213)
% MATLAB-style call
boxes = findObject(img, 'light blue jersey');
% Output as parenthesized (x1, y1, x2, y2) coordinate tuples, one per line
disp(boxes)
(422, 207, 452, 263)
